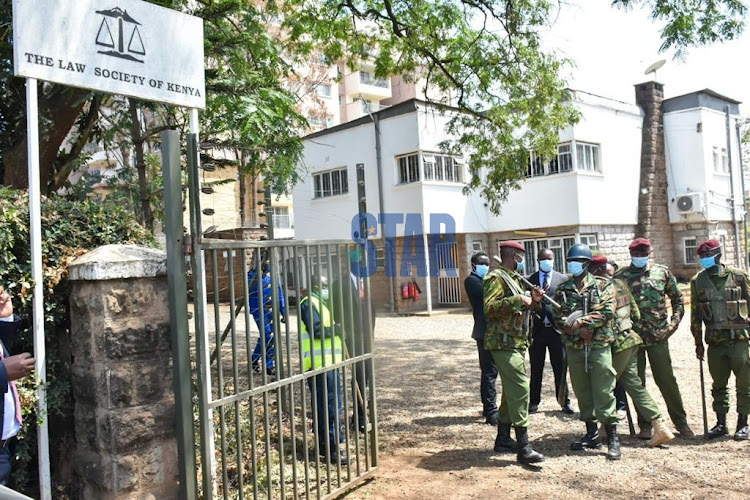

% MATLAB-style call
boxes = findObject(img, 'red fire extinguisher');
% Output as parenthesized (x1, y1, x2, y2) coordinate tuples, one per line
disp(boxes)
(408, 278, 421, 301)
(401, 282, 410, 299)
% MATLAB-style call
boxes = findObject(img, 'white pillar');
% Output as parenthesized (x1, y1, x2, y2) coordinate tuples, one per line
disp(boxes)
(422, 232, 432, 314)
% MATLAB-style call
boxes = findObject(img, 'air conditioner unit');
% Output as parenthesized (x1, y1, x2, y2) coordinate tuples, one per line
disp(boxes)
(675, 192, 704, 215)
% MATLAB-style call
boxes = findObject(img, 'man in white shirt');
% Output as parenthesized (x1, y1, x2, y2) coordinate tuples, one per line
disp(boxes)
(0, 287, 35, 486)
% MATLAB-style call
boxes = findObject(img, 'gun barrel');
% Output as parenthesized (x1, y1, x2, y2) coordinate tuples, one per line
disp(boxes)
(492, 255, 561, 309)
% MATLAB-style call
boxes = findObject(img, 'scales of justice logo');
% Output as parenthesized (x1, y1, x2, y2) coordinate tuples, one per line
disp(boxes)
(95, 7, 145, 63)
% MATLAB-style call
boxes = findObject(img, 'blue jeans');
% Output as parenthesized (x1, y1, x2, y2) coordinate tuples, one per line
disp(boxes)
(0, 442, 14, 486)
(251, 312, 275, 368)
(307, 370, 344, 454)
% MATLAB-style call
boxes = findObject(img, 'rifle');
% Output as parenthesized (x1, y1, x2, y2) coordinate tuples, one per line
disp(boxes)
(623, 393, 636, 436)
(582, 294, 590, 373)
(492, 256, 561, 309)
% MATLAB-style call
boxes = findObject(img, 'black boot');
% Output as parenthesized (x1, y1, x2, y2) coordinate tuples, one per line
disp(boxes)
(514, 427, 544, 465)
(708, 413, 728, 439)
(734, 414, 748, 441)
(494, 423, 518, 453)
(605, 424, 621, 460)
(570, 421, 601, 450)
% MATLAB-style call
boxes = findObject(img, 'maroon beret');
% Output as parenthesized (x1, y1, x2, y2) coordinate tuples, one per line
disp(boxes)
(591, 255, 608, 265)
(499, 240, 525, 252)
(628, 237, 652, 251)
(697, 239, 721, 255)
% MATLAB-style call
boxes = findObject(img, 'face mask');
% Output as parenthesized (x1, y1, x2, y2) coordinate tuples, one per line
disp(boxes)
(539, 259, 554, 273)
(475, 264, 489, 278)
(700, 256, 718, 270)
(567, 261, 585, 277)
(320, 289, 330, 301)
(516, 260, 525, 274)
(631, 256, 649, 269)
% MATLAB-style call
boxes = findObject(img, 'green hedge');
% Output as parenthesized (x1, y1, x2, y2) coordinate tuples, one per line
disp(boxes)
(0, 187, 155, 496)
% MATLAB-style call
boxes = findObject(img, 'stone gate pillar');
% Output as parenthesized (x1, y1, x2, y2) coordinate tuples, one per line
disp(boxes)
(68, 245, 178, 499)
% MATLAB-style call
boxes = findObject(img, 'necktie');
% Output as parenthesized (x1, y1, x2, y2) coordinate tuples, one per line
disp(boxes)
(542, 273, 549, 291)
(0, 348, 22, 424)
(359, 278, 365, 300)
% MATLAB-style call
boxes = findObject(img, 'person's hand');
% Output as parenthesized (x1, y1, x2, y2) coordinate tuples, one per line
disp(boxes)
(579, 328, 593, 343)
(696, 344, 705, 361)
(0, 287, 13, 319)
(520, 294, 532, 307)
(2, 353, 34, 381)
(531, 286, 544, 303)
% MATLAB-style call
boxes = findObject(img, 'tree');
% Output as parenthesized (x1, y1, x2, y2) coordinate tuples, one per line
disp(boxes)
(0, 0, 747, 213)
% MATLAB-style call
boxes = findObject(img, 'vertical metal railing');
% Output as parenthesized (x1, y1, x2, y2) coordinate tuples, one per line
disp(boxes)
(188, 238, 378, 499)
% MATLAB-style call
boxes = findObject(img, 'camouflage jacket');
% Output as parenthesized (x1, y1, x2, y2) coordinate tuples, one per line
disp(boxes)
(614, 263, 684, 346)
(552, 272, 616, 350)
(690, 265, 750, 346)
(610, 278, 644, 354)
(483, 268, 538, 351)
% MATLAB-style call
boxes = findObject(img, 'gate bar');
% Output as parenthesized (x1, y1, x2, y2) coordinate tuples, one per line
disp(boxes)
(162, 129, 197, 498)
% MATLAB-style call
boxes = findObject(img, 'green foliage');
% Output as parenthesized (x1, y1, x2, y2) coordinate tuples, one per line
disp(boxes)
(0, 187, 155, 495)
(613, 0, 746, 56)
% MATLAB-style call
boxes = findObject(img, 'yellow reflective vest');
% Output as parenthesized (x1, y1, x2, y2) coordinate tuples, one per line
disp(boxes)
(300, 295, 344, 371)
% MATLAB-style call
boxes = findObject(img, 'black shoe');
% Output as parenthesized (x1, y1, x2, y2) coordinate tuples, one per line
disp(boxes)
(570, 421, 601, 450)
(486, 412, 499, 426)
(561, 403, 575, 415)
(514, 427, 544, 464)
(605, 424, 621, 461)
(323, 451, 349, 466)
(494, 423, 518, 453)
(528, 404, 539, 414)
(735, 414, 748, 441)
(708, 414, 728, 439)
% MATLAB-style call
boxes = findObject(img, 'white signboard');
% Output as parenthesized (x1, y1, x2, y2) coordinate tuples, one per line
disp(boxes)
(12, 0, 205, 109)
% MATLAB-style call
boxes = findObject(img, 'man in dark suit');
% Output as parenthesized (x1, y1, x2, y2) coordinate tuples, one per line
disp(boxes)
(331, 270, 376, 433)
(0, 287, 35, 486)
(528, 248, 573, 414)
(464, 251, 499, 425)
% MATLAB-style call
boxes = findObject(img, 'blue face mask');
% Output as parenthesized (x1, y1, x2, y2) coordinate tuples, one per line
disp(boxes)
(700, 255, 718, 270)
(539, 259, 554, 273)
(475, 264, 489, 278)
(516, 260, 525, 274)
(320, 288, 330, 301)
(631, 256, 649, 269)
(567, 261, 585, 277)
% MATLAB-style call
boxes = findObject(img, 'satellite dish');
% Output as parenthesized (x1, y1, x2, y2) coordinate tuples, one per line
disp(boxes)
(644, 59, 666, 81)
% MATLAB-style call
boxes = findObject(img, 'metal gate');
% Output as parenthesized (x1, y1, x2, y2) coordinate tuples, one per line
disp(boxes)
(435, 242, 461, 304)
(180, 135, 378, 499)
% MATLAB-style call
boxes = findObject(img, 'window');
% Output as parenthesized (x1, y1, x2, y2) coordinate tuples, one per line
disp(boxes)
(423, 152, 462, 182)
(313, 167, 349, 198)
(271, 206, 292, 229)
(713, 147, 729, 174)
(397, 153, 420, 184)
(684, 237, 698, 264)
(579, 234, 598, 251)
(471, 241, 483, 252)
(576, 142, 601, 172)
(359, 71, 389, 88)
(316, 84, 332, 97)
(525, 143, 574, 178)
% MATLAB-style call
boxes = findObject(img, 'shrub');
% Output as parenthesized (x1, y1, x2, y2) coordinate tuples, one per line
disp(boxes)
(0, 187, 155, 496)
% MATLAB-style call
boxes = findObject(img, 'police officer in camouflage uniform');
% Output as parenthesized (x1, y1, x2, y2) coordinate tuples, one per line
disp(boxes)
(615, 238, 695, 439)
(590, 255, 675, 447)
(691, 239, 750, 440)
(553, 243, 621, 460)
(484, 240, 545, 464)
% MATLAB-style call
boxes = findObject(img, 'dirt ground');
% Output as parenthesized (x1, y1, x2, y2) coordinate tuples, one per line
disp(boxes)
(346, 312, 750, 500)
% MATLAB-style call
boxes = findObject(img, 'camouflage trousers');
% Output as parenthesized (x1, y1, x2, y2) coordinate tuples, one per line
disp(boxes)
(636, 342, 688, 430)
(490, 348, 530, 428)
(568, 346, 618, 425)
(611, 346, 661, 423)
(707, 341, 750, 415)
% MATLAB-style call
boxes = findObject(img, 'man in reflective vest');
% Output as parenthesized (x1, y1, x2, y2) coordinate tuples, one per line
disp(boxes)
(691, 239, 750, 440)
(300, 276, 348, 464)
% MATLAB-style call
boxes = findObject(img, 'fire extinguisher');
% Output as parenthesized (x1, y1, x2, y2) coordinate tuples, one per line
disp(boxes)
(401, 282, 410, 299)
(408, 278, 421, 301)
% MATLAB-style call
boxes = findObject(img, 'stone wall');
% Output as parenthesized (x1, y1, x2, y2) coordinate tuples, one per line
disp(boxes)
(579, 224, 636, 268)
(69, 245, 178, 499)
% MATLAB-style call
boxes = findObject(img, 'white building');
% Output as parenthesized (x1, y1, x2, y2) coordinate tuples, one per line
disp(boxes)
(294, 83, 746, 313)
